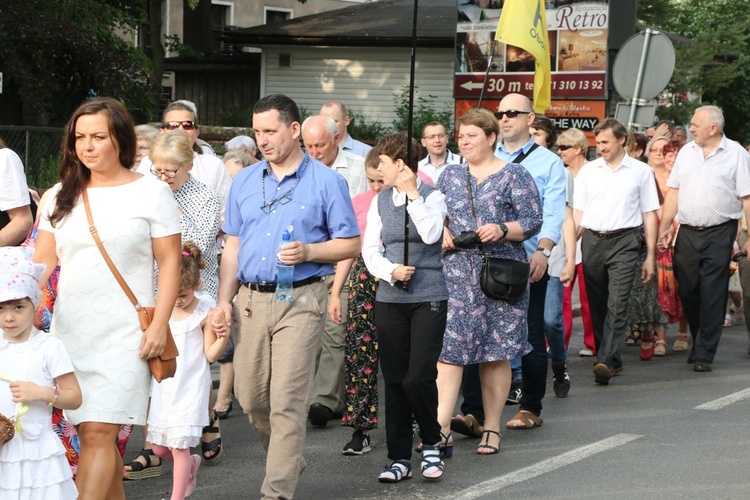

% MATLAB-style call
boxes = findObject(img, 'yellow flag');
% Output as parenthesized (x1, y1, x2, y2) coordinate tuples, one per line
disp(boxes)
(495, 0, 551, 114)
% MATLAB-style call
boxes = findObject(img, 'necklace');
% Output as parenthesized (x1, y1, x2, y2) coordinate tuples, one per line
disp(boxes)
(260, 155, 310, 215)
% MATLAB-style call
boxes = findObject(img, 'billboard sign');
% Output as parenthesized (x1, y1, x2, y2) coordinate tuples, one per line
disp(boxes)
(455, 0, 609, 102)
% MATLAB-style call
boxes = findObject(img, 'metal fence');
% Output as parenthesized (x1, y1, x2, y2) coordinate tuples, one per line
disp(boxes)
(0, 126, 64, 190)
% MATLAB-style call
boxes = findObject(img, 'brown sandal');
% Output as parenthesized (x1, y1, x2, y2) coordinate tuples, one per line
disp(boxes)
(506, 410, 543, 430)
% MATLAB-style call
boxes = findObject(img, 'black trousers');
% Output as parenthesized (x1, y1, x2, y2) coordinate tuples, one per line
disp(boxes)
(581, 229, 640, 369)
(673, 220, 736, 363)
(375, 300, 446, 461)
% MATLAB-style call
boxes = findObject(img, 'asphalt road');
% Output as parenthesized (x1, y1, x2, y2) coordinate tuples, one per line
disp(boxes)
(123, 318, 750, 499)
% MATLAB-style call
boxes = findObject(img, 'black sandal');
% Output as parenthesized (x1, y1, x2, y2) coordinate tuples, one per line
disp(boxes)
(477, 430, 501, 455)
(201, 411, 223, 463)
(625, 331, 641, 346)
(123, 448, 163, 480)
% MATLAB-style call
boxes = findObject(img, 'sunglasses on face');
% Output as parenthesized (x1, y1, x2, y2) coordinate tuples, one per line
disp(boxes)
(161, 120, 196, 131)
(556, 145, 573, 151)
(494, 110, 530, 120)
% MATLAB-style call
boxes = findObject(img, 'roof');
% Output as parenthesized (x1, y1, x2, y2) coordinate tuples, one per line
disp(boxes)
(222, 0, 456, 48)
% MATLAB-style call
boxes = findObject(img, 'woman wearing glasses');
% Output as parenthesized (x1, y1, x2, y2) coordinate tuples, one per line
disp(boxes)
(123, 131, 222, 480)
(136, 101, 231, 225)
(33, 97, 182, 499)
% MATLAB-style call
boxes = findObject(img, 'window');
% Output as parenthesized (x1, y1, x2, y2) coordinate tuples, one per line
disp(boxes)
(212, 2, 233, 52)
(265, 7, 292, 25)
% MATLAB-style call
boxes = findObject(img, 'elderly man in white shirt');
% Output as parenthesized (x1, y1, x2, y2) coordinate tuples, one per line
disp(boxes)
(574, 118, 660, 385)
(659, 105, 750, 372)
(301, 114, 367, 426)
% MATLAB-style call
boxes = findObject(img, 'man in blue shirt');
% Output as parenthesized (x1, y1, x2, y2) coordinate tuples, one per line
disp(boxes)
(215, 94, 360, 499)
(496, 93, 566, 429)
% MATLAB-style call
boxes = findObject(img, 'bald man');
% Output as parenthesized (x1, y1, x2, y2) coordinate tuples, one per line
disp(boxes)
(320, 100, 372, 158)
(301, 115, 367, 427)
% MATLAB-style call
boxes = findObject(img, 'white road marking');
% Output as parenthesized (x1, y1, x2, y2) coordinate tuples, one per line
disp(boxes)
(445, 433, 643, 499)
(694, 388, 750, 411)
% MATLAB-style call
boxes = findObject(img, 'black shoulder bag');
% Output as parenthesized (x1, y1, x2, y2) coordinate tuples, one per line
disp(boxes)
(465, 160, 530, 301)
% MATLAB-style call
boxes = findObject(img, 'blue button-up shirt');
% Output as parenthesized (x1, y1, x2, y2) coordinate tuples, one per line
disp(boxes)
(343, 134, 372, 158)
(496, 136, 566, 257)
(223, 154, 360, 283)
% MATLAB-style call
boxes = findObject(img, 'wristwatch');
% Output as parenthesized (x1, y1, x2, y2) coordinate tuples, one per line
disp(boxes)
(536, 246, 551, 257)
(498, 223, 509, 239)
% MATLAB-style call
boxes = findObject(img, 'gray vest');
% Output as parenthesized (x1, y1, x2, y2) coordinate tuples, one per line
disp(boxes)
(376, 183, 448, 303)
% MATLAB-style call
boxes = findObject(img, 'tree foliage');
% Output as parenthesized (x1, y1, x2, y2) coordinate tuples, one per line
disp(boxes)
(0, 0, 156, 124)
(638, 0, 750, 143)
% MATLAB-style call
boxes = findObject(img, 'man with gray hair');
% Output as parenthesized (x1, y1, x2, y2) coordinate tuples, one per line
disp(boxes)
(225, 135, 258, 157)
(659, 105, 750, 372)
(301, 114, 367, 428)
(301, 115, 367, 197)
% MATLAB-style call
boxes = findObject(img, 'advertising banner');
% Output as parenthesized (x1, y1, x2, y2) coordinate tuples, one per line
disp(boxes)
(455, 0, 609, 101)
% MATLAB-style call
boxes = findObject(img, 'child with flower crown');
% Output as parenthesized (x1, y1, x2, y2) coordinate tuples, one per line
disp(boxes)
(0, 246, 82, 499)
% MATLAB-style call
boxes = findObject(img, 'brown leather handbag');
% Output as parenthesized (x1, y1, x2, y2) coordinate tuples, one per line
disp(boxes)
(82, 190, 178, 382)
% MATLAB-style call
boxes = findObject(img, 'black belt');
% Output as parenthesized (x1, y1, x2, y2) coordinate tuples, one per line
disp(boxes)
(241, 276, 323, 293)
(682, 220, 735, 232)
(588, 226, 639, 240)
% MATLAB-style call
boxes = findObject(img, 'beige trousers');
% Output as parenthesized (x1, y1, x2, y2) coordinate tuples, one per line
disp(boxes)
(233, 281, 327, 499)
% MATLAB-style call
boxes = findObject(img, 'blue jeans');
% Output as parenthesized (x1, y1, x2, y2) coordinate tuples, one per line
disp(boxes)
(544, 276, 567, 369)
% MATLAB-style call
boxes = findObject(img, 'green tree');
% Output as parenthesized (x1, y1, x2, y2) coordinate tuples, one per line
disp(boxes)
(0, 0, 155, 124)
(392, 86, 454, 140)
(638, 0, 750, 143)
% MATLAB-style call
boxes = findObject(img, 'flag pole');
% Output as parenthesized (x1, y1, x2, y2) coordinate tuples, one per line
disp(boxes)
(477, 40, 497, 109)
(401, 0, 419, 291)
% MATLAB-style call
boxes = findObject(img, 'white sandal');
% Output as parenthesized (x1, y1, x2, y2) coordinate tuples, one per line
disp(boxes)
(378, 460, 412, 483)
(420, 444, 444, 481)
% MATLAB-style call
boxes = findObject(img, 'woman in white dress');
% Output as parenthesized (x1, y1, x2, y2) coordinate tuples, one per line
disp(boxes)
(33, 97, 181, 500)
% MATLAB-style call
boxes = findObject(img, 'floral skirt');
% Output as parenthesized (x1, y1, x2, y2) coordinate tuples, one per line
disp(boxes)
(656, 248, 683, 323)
(628, 252, 669, 332)
(341, 256, 379, 430)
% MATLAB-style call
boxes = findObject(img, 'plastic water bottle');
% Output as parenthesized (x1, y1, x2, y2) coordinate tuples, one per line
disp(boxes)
(275, 230, 294, 301)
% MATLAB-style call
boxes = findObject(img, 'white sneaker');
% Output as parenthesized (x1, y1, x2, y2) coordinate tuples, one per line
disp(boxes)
(579, 348, 594, 357)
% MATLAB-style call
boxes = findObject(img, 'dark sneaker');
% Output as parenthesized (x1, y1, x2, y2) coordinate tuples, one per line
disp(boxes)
(552, 365, 570, 398)
(506, 379, 522, 404)
(342, 430, 371, 455)
(308, 403, 333, 428)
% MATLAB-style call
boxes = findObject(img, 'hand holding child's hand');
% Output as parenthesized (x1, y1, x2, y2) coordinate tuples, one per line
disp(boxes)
(211, 308, 228, 338)
(9, 380, 44, 404)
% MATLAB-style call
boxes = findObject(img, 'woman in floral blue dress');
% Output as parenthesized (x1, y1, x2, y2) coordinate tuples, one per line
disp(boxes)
(435, 108, 542, 455)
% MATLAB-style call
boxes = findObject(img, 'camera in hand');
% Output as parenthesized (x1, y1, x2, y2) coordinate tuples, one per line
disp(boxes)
(453, 230, 482, 249)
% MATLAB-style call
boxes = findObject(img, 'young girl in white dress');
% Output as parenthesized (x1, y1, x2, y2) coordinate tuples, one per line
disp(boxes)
(146, 242, 228, 499)
(0, 247, 82, 499)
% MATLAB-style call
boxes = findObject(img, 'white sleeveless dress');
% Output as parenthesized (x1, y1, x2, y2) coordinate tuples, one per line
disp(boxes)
(147, 295, 213, 449)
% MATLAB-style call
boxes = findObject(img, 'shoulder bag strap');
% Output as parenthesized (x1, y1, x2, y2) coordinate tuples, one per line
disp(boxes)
(512, 142, 540, 165)
(465, 165, 477, 227)
(82, 189, 141, 309)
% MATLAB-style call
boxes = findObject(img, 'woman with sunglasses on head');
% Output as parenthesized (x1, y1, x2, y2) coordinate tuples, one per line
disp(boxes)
(33, 97, 182, 500)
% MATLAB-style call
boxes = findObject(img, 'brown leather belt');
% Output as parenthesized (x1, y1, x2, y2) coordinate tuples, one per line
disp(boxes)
(588, 226, 639, 239)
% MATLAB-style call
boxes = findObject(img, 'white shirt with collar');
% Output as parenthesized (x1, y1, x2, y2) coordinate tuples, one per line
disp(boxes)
(418, 150, 463, 185)
(667, 135, 750, 227)
(574, 153, 660, 232)
(330, 147, 367, 197)
(361, 181, 447, 285)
